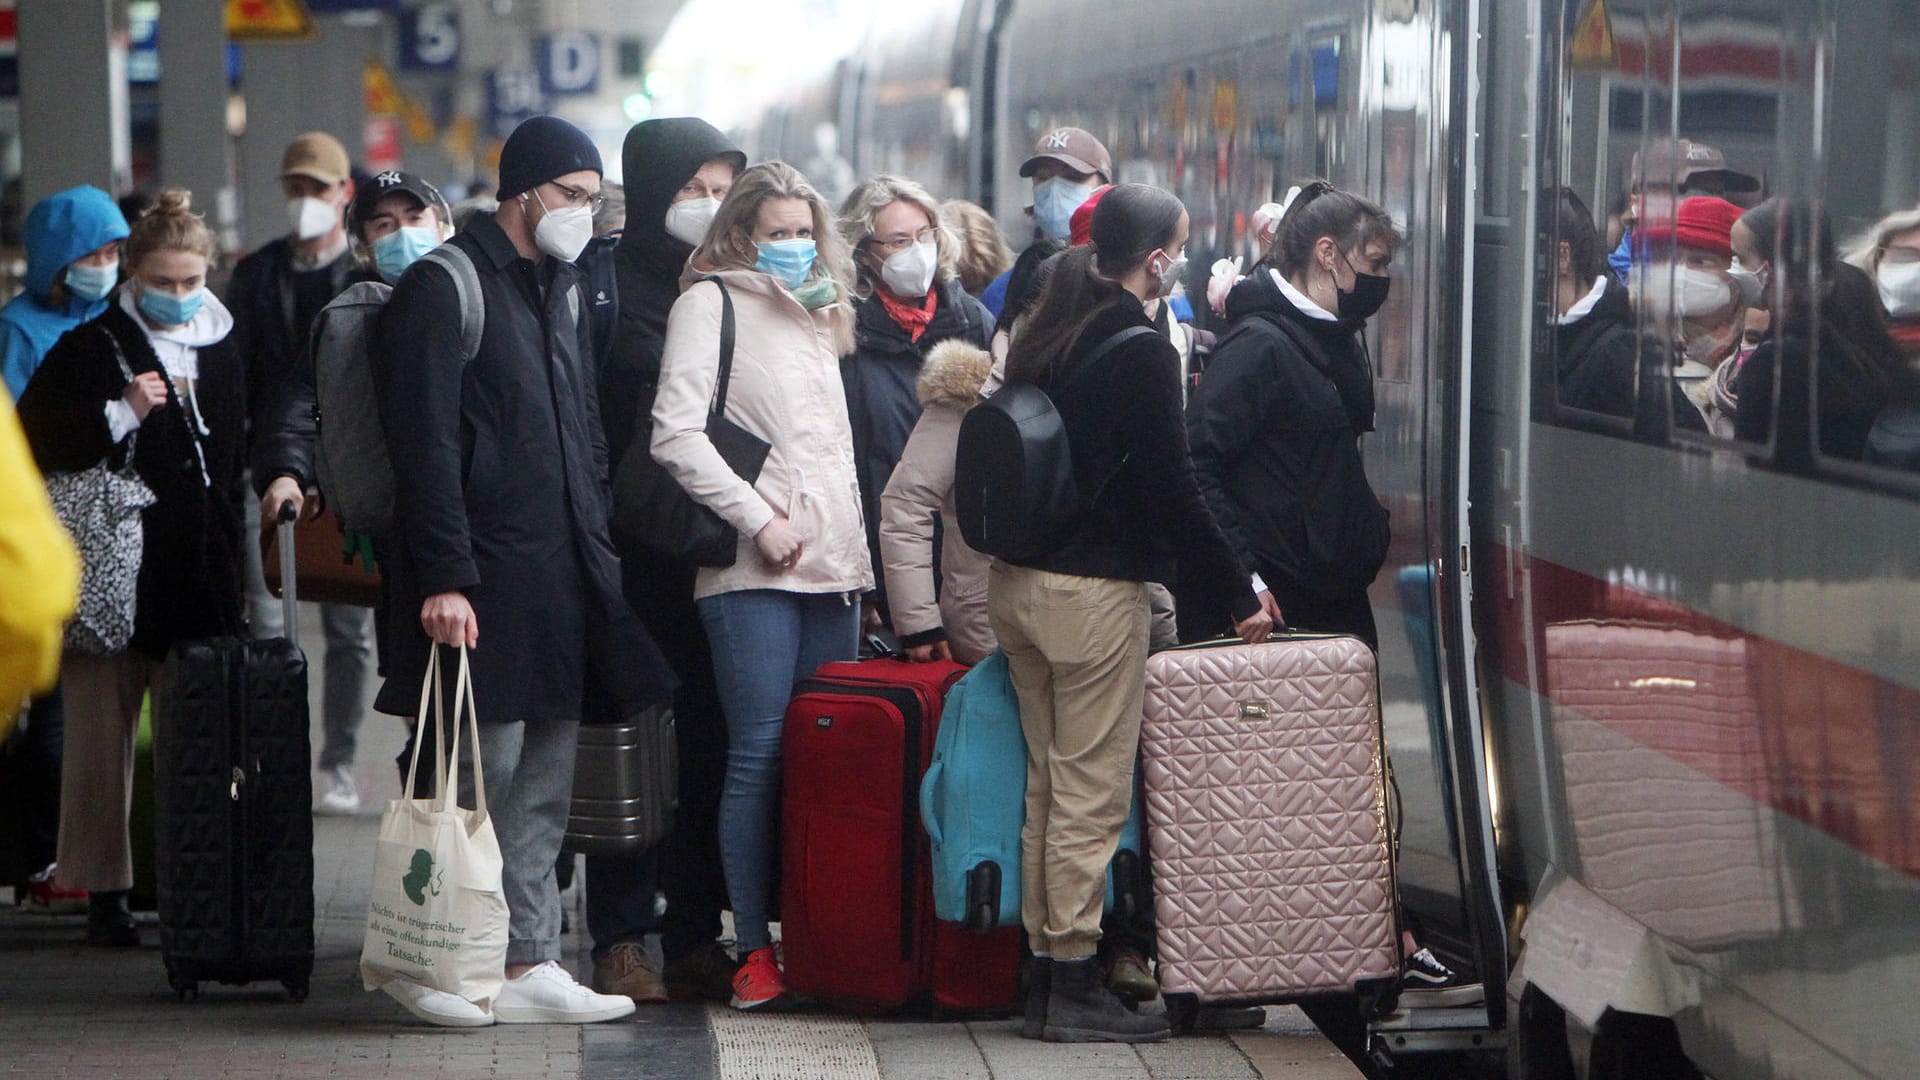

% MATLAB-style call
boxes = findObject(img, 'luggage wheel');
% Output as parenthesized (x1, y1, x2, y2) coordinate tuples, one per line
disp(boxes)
(174, 981, 199, 1003)
(1163, 992, 1199, 1035)
(283, 977, 310, 1003)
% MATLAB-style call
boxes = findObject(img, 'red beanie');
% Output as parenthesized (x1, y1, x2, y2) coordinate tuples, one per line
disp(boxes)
(1642, 196, 1742, 258)
(1069, 184, 1114, 247)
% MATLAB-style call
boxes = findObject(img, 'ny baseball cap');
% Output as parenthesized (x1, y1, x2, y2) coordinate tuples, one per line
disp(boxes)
(1631, 138, 1760, 195)
(352, 170, 451, 237)
(281, 132, 352, 187)
(1019, 127, 1112, 183)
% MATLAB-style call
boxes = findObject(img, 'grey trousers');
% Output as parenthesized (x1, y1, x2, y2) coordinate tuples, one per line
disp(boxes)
(243, 534, 373, 769)
(456, 716, 581, 967)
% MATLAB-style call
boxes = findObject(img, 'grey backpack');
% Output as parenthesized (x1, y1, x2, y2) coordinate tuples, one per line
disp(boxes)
(312, 244, 485, 534)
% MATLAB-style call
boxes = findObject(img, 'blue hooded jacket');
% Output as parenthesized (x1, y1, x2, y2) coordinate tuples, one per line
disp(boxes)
(0, 186, 130, 398)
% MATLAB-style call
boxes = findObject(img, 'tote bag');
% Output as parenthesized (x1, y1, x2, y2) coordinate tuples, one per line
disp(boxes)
(360, 644, 509, 1009)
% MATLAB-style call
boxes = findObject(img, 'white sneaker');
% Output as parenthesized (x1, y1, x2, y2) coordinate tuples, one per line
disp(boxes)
(315, 766, 361, 816)
(381, 980, 496, 1027)
(494, 961, 636, 1024)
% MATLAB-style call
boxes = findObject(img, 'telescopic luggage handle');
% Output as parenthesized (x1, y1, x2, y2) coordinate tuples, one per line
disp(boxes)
(277, 500, 299, 643)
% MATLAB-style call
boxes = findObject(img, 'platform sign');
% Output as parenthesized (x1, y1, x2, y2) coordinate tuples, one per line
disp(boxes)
(400, 3, 460, 73)
(227, 0, 317, 41)
(537, 31, 600, 97)
(487, 67, 545, 140)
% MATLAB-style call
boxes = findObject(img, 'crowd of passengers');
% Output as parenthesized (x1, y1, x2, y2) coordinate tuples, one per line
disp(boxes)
(4, 113, 1917, 1040)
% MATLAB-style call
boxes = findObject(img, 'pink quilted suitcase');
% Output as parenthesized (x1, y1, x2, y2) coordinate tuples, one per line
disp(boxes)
(1140, 636, 1401, 1011)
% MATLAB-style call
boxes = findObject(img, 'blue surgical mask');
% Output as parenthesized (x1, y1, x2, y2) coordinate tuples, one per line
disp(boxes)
(1033, 177, 1096, 242)
(755, 238, 817, 289)
(64, 260, 119, 303)
(138, 285, 204, 327)
(373, 226, 440, 284)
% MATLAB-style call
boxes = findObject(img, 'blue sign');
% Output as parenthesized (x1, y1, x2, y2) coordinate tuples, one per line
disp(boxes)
(536, 32, 600, 97)
(126, 3, 241, 87)
(400, 3, 460, 73)
(487, 68, 546, 141)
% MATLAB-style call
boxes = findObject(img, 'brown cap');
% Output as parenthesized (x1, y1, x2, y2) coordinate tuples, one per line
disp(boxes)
(1019, 127, 1112, 183)
(281, 132, 352, 187)
(1631, 138, 1759, 195)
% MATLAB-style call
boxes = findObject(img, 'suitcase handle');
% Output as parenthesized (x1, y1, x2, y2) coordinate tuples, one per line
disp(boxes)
(918, 756, 947, 847)
(276, 500, 298, 641)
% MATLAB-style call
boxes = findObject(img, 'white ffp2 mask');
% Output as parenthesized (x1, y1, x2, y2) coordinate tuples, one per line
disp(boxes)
(664, 197, 721, 248)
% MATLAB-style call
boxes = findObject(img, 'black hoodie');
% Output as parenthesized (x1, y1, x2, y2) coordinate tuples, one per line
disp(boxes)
(604, 118, 746, 472)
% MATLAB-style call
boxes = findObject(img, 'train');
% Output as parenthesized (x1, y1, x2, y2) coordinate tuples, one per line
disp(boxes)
(644, 1, 1920, 1076)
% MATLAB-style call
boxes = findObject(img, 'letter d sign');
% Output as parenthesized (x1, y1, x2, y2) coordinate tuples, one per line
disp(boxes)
(538, 32, 600, 97)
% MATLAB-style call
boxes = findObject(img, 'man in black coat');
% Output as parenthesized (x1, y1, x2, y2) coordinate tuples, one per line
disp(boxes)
(372, 115, 676, 1027)
(591, 116, 745, 1005)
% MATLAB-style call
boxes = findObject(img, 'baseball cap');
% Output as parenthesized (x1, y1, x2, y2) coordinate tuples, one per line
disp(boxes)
(1631, 138, 1760, 195)
(352, 170, 451, 237)
(281, 132, 352, 187)
(1019, 127, 1112, 183)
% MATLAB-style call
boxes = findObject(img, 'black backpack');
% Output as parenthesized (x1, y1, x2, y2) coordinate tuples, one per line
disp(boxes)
(954, 326, 1154, 562)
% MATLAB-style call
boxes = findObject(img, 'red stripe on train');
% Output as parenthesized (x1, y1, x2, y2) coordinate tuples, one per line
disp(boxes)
(1475, 543, 1920, 877)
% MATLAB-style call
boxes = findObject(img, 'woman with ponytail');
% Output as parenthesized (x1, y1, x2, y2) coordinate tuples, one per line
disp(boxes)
(18, 189, 246, 948)
(989, 183, 1274, 1044)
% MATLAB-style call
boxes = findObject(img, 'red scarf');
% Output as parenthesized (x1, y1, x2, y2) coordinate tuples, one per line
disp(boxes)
(877, 286, 939, 343)
(1891, 319, 1920, 363)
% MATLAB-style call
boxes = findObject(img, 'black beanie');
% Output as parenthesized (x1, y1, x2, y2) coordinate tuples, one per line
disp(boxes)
(498, 115, 603, 200)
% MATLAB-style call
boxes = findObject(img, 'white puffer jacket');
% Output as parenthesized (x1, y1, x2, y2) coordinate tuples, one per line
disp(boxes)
(651, 269, 874, 601)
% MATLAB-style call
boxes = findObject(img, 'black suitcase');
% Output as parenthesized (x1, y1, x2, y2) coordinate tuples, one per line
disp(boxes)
(151, 509, 315, 1002)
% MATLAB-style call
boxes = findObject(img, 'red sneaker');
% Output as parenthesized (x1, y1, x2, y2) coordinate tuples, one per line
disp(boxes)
(728, 947, 795, 1012)
(24, 864, 87, 916)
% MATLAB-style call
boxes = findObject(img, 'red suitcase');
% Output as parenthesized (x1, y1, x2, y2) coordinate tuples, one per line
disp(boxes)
(781, 659, 1021, 1015)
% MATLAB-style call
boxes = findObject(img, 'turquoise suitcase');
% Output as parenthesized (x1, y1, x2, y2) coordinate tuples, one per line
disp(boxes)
(920, 652, 1146, 930)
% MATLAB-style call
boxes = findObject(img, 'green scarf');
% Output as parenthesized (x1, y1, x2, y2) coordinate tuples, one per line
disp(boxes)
(793, 277, 838, 310)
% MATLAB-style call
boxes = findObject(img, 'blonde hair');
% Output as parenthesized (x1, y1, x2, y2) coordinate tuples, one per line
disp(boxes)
(695, 161, 855, 353)
(939, 198, 1013, 296)
(125, 188, 215, 269)
(1842, 206, 1920, 275)
(836, 175, 958, 297)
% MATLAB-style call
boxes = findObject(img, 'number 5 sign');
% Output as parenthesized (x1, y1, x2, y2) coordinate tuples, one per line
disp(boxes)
(401, 3, 460, 72)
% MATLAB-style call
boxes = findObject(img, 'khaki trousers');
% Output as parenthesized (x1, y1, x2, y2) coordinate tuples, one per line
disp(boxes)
(986, 563, 1149, 959)
(56, 651, 155, 892)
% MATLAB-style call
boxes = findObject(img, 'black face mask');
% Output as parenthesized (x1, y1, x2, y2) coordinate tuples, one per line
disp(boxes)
(1337, 255, 1392, 323)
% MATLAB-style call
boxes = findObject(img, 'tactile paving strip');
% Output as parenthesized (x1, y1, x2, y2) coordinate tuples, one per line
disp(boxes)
(707, 1002, 883, 1079)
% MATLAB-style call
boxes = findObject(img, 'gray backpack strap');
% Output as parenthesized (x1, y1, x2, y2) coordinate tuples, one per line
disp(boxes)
(419, 244, 485, 362)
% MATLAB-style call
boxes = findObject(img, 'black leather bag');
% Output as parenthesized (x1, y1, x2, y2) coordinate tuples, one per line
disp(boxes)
(612, 278, 770, 567)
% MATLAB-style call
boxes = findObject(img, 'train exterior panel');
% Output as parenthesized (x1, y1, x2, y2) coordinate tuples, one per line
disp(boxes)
(647, 0, 1920, 1074)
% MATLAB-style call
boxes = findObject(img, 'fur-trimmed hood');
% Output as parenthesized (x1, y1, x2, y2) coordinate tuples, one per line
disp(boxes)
(915, 338, 998, 410)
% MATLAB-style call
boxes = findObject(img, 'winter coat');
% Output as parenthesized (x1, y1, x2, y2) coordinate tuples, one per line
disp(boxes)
(227, 236, 354, 464)
(1186, 270, 1389, 609)
(1018, 298, 1259, 621)
(879, 339, 1000, 664)
(1554, 275, 1710, 437)
(371, 212, 676, 723)
(0, 385, 80, 706)
(842, 280, 993, 615)
(651, 268, 874, 602)
(0, 186, 129, 398)
(18, 296, 247, 661)
(603, 117, 746, 473)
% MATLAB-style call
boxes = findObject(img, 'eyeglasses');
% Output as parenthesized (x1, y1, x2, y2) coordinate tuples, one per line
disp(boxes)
(866, 228, 937, 255)
(546, 181, 606, 214)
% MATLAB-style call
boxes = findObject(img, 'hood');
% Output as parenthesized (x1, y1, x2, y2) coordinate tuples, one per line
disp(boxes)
(916, 339, 996, 409)
(24, 186, 130, 300)
(619, 117, 746, 275)
(1222, 265, 1355, 340)
(120, 284, 235, 349)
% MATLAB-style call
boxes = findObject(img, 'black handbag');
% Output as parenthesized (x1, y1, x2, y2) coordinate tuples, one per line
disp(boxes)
(611, 278, 771, 567)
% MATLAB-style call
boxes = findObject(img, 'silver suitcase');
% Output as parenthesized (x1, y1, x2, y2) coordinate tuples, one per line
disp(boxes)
(1140, 635, 1400, 1010)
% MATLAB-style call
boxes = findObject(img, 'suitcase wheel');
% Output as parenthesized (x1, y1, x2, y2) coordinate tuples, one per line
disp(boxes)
(283, 977, 309, 1003)
(964, 862, 1002, 933)
(172, 979, 199, 1003)
(1163, 992, 1199, 1035)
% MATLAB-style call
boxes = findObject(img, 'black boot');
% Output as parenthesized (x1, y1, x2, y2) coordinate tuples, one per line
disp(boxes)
(1021, 957, 1051, 1039)
(1043, 957, 1170, 1043)
(86, 890, 139, 947)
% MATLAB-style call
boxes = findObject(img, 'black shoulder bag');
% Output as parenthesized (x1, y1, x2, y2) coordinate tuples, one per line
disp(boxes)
(611, 278, 772, 567)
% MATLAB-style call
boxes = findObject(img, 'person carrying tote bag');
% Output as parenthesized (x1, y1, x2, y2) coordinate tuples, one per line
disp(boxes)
(362, 644, 510, 1027)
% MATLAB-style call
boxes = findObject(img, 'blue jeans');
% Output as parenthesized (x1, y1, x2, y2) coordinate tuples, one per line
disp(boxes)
(698, 589, 859, 954)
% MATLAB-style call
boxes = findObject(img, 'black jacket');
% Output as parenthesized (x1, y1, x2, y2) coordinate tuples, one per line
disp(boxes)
(18, 303, 246, 659)
(371, 212, 674, 722)
(1023, 298, 1258, 621)
(227, 237, 353, 482)
(603, 118, 747, 473)
(248, 264, 383, 496)
(1186, 271, 1389, 607)
(1555, 277, 1710, 437)
(842, 280, 993, 614)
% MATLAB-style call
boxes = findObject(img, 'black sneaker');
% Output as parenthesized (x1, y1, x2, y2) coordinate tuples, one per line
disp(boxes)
(1400, 947, 1483, 1007)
